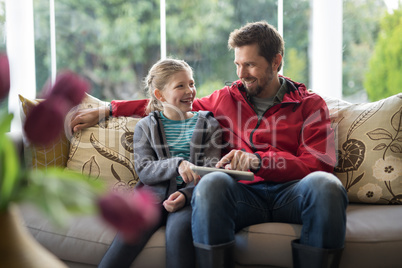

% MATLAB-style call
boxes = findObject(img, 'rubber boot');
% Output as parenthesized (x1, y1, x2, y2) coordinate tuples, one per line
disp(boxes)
(291, 239, 343, 268)
(194, 241, 235, 268)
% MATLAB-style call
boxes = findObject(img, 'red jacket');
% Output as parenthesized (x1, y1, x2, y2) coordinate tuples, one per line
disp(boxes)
(111, 78, 336, 184)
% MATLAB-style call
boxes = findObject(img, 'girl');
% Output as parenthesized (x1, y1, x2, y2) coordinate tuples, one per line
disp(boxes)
(99, 58, 221, 268)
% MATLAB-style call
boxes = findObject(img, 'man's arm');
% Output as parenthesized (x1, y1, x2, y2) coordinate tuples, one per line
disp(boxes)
(71, 105, 109, 132)
(70, 99, 149, 132)
(253, 98, 336, 182)
(70, 83, 228, 133)
(111, 99, 149, 117)
(216, 95, 336, 183)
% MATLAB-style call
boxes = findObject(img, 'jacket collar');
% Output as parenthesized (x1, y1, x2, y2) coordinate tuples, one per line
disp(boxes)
(231, 76, 308, 105)
(148, 110, 213, 124)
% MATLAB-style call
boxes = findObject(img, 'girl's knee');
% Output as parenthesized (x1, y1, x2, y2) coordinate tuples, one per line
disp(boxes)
(166, 209, 192, 239)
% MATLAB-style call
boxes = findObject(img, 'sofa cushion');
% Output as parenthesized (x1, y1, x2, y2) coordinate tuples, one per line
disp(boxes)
(341, 204, 402, 268)
(20, 202, 402, 268)
(19, 203, 113, 266)
(18, 95, 70, 169)
(65, 95, 141, 192)
(235, 204, 402, 268)
(19, 202, 165, 268)
(324, 93, 402, 204)
(235, 223, 301, 267)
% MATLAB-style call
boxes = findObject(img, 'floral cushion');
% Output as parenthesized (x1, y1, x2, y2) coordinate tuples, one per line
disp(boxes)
(18, 95, 70, 169)
(65, 95, 141, 192)
(325, 93, 402, 204)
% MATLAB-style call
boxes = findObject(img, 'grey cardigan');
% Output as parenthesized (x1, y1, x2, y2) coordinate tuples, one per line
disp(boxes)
(133, 111, 222, 205)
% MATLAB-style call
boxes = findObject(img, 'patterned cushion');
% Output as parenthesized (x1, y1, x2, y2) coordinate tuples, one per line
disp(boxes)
(65, 95, 141, 192)
(325, 93, 402, 204)
(18, 95, 70, 169)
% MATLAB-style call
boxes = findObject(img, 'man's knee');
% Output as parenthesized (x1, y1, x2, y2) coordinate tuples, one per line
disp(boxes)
(192, 172, 234, 205)
(194, 172, 233, 195)
(303, 171, 348, 202)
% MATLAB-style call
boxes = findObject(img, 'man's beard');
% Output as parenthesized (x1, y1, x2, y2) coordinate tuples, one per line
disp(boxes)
(245, 84, 264, 97)
(243, 66, 274, 97)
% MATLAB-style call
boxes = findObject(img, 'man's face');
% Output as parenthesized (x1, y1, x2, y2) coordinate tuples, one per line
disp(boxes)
(234, 43, 276, 98)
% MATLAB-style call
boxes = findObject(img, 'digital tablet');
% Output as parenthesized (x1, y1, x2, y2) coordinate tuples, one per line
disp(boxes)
(191, 166, 254, 181)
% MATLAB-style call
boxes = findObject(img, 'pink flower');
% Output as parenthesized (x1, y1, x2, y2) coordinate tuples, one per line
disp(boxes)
(0, 53, 10, 101)
(42, 70, 90, 108)
(98, 190, 160, 243)
(24, 96, 68, 146)
(24, 70, 90, 146)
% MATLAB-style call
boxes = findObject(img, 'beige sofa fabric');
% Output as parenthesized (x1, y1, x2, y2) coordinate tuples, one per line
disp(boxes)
(325, 93, 402, 204)
(20, 203, 402, 268)
(17, 93, 402, 267)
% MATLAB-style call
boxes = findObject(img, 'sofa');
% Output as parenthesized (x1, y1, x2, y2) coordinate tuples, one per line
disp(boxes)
(13, 92, 402, 268)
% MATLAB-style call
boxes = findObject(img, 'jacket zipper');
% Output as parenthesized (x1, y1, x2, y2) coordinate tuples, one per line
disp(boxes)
(154, 112, 169, 157)
(237, 86, 297, 151)
(154, 112, 171, 198)
(198, 120, 208, 166)
(237, 87, 263, 151)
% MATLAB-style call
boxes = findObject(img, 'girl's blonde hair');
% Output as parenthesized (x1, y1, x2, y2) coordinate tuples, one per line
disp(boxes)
(145, 58, 193, 114)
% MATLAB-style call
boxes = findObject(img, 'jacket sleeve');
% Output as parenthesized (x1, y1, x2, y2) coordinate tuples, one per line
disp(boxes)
(254, 97, 336, 182)
(178, 115, 222, 206)
(133, 120, 183, 185)
(192, 86, 229, 115)
(111, 99, 149, 117)
(110, 86, 228, 117)
(178, 184, 194, 206)
(202, 116, 222, 168)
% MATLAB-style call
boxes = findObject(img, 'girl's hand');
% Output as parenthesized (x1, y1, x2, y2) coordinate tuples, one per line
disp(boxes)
(178, 160, 200, 184)
(163, 191, 186, 212)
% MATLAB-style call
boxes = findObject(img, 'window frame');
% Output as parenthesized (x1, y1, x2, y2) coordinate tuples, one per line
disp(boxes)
(6, 0, 344, 131)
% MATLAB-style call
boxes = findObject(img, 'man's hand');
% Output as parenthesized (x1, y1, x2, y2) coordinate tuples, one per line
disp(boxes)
(70, 106, 109, 133)
(216, 149, 260, 171)
(178, 160, 201, 184)
(163, 191, 186, 212)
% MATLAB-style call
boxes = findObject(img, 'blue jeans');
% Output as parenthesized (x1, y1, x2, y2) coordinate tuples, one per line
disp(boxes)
(99, 205, 194, 268)
(191, 171, 348, 249)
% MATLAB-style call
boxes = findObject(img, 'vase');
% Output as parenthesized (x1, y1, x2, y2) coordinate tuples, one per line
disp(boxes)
(0, 205, 67, 268)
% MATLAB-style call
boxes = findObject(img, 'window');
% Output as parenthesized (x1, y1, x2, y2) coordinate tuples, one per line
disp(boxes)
(0, 1, 5, 52)
(4, 0, 399, 131)
(34, 0, 162, 101)
(31, 0, 312, 101)
(342, 0, 388, 102)
(0, 0, 7, 115)
(34, 0, 294, 100)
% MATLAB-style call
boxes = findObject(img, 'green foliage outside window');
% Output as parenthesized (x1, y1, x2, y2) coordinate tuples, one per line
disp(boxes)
(30, 0, 394, 102)
(342, 0, 387, 98)
(0, 0, 7, 115)
(33, 0, 311, 100)
(364, 7, 402, 101)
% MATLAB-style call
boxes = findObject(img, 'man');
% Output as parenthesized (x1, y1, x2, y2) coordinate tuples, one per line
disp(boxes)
(72, 21, 348, 268)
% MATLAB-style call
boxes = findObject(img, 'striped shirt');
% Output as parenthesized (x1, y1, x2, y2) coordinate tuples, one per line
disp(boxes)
(160, 111, 199, 184)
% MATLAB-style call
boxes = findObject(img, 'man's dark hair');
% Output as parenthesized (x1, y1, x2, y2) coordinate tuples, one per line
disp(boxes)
(228, 21, 284, 72)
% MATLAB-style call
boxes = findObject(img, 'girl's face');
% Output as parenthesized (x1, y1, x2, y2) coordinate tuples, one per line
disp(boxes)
(156, 70, 196, 120)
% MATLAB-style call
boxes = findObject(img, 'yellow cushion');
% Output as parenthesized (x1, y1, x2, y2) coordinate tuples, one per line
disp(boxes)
(19, 95, 70, 169)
